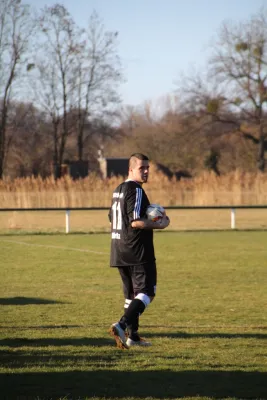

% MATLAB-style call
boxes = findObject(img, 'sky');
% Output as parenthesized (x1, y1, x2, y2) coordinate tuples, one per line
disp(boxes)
(24, 0, 266, 107)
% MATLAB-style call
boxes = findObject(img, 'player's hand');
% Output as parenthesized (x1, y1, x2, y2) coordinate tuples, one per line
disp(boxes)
(157, 215, 170, 229)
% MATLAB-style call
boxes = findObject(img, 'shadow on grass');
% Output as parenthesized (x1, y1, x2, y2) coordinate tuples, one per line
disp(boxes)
(0, 370, 266, 399)
(0, 297, 65, 305)
(145, 331, 267, 340)
(0, 324, 83, 330)
(0, 337, 111, 348)
(0, 348, 133, 369)
(1, 338, 266, 399)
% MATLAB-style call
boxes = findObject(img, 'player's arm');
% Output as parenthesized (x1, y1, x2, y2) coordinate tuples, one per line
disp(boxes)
(131, 215, 170, 230)
(126, 185, 170, 230)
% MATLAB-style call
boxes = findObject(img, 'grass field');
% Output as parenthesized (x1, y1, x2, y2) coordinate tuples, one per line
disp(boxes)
(0, 231, 267, 400)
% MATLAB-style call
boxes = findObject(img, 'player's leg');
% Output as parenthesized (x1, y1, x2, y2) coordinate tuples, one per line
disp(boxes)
(126, 305, 139, 341)
(121, 271, 134, 318)
(121, 272, 136, 339)
(109, 263, 156, 349)
(109, 267, 132, 349)
(123, 263, 157, 346)
(119, 268, 151, 345)
(124, 265, 143, 342)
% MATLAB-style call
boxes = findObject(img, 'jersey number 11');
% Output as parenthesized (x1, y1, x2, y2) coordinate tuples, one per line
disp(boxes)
(112, 201, 122, 230)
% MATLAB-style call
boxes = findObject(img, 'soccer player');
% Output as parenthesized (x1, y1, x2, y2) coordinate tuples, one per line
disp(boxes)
(108, 153, 170, 349)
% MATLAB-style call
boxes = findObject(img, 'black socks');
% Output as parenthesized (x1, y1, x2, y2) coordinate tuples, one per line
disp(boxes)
(119, 298, 146, 330)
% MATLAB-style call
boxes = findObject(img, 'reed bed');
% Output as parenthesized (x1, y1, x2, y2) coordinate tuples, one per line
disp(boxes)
(0, 166, 267, 209)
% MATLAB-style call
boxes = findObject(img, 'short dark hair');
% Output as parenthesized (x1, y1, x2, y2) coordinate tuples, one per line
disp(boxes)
(129, 153, 149, 168)
(130, 153, 149, 160)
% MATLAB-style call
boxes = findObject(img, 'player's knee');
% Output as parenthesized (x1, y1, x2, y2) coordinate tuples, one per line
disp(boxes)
(135, 293, 151, 307)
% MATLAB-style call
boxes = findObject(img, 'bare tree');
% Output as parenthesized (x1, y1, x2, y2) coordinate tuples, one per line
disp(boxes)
(72, 11, 122, 161)
(33, 4, 81, 176)
(0, 0, 34, 178)
(7, 101, 51, 177)
(31, 62, 63, 168)
(177, 8, 267, 171)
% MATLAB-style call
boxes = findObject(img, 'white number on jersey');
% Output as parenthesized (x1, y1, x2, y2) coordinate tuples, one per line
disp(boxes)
(112, 201, 122, 230)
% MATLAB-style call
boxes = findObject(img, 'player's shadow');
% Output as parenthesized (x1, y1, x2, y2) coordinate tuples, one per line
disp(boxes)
(1, 370, 266, 399)
(0, 337, 112, 348)
(144, 331, 267, 340)
(0, 297, 65, 305)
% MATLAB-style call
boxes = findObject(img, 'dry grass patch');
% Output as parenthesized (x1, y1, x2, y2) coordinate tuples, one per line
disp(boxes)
(1, 168, 267, 208)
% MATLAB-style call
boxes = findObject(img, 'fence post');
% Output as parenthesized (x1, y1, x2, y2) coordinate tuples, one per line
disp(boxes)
(231, 208, 236, 229)
(66, 209, 70, 233)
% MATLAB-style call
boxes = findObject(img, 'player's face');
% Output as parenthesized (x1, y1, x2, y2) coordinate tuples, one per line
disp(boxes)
(131, 159, 150, 184)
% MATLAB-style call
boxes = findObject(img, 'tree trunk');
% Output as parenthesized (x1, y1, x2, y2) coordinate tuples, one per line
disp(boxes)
(0, 106, 7, 179)
(0, 151, 3, 179)
(257, 119, 265, 172)
(52, 121, 60, 179)
(78, 131, 83, 161)
(257, 134, 265, 171)
(0, 129, 4, 179)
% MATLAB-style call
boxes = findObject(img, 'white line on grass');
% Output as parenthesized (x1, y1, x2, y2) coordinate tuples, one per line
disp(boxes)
(1, 239, 108, 255)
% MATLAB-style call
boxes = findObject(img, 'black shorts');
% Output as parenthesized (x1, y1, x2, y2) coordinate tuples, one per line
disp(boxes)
(118, 262, 157, 298)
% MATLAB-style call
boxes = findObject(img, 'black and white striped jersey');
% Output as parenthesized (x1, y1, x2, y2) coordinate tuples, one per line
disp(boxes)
(109, 180, 155, 267)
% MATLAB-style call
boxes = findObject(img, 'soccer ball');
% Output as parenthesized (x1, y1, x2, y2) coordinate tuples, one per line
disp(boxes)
(146, 204, 165, 221)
